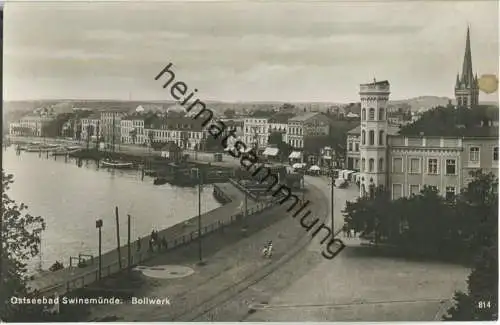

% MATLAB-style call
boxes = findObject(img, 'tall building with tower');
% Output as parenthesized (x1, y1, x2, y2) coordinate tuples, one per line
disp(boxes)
(358, 79, 390, 197)
(455, 27, 479, 109)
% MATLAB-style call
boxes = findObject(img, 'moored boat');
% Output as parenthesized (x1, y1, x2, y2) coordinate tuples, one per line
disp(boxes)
(101, 160, 134, 169)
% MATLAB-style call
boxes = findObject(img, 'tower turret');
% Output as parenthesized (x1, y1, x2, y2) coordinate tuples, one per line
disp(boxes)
(455, 26, 479, 108)
(359, 79, 390, 197)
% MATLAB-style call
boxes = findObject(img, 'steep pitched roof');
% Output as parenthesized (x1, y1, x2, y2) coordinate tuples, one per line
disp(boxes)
(289, 112, 325, 122)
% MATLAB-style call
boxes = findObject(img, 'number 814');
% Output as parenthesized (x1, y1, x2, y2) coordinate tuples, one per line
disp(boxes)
(478, 301, 492, 309)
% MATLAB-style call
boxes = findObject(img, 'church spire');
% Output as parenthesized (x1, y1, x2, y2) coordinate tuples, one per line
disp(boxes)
(461, 26, 474, 86)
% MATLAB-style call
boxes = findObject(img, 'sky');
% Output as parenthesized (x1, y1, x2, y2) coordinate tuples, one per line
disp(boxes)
(4, 0, 499, 103)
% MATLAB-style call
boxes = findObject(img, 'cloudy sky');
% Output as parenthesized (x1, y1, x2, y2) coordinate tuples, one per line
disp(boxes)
(4, 0, 499, 102)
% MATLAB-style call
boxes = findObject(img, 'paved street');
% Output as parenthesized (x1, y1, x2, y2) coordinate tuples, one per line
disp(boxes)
(84, 184, 330, 321)
(194, 176, 470, 322)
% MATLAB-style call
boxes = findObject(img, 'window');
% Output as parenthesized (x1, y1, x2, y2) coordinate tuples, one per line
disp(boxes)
(369, 108, 375, 120)
(445, 159, 456, 175)
(369, 130, 375, 145)
(368, 158, 374, 172)
(392, 157, 403, 173)
(409, 185, 420, 196)
(348, 143, 353, 151)
(362, 130, 366, 145)
(379, 131, 384, 145)
(494, 147, 499, 162)
(392, 184, 403, 200)
(355, 143, 359, 152)
(361, 158, 366, 172)
(378, 108, 385, 120)
(409, 158, 420, 173)
(445, 186, 456, 201)
(427, 158, 438, 175)
(469, 147, 480, 162)
(378, 158, 384, 172)
(362, 108, 366, 121)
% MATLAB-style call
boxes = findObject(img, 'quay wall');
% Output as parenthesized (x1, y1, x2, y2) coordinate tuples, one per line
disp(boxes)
(30, 182, 280, 297)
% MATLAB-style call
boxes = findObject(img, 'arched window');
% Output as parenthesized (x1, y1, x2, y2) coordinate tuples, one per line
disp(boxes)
(369, 108, 375, 120)
(362, 108, 366, 121)
(362, 130, 366, 145)
(379, 158, 384, 172)
(369, 158, 374, 172)
(369, 130, 375, 145)
(378, 108, 384, 120)
(379, 130, 384, 145)
(361, 158, 366, 172)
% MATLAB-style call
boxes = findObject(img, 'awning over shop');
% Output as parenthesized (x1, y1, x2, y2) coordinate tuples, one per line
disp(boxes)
(288, 151, 302, 159)
(263, 147, 279, 156)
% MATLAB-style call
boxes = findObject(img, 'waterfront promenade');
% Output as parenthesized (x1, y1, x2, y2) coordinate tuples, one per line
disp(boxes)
(9, 135, 243, 168)
(84, 182, 330, 321)
(29, 181, 269, 296)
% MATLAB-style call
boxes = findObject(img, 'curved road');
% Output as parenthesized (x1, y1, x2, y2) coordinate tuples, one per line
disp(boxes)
(196, 176, 469, 322)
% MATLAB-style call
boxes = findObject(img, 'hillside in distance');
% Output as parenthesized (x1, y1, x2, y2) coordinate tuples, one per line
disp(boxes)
(4, 96, 498, 115)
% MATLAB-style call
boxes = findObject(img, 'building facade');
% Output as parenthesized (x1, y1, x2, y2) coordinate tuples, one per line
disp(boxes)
(346, 126, 361, 170)
(120, 117, 145, 145)
(9, 114, 55, 137)
(100, 110, 127, 145)
(81, 113, 102, 141)
(243, 116, 269, 150)
(359, 80, 390, 197)
(286, 112, 330, 150)
(387, 135, 498, 200)
(454, 27, 479, 109)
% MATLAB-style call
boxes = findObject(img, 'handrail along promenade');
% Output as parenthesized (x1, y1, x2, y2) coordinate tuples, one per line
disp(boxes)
(31, 183, 280, 297)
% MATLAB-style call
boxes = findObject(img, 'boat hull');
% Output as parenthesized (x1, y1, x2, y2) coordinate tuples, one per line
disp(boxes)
(101, 161, 134, 169)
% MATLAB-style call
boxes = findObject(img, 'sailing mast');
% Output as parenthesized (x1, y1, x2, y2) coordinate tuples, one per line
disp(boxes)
(112, 113, 116, 153)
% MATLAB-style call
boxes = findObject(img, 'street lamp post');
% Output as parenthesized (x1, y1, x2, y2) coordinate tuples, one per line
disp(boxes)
(330, 165, 337, 233)
(197, 168, 205, 265)
(96, 219, 103, 279)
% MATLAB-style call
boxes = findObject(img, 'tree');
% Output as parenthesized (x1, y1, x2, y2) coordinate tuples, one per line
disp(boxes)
(444, 171, 498, 321)
(1, 171, 47, 321)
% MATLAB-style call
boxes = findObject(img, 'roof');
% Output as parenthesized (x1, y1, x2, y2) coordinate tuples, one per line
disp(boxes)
(269, 113, 295, 123)
(289, 112, 325, 122)
(347, 126, 361, 134)
(82, 113, 101, 120)
(360, 80, 390, 87)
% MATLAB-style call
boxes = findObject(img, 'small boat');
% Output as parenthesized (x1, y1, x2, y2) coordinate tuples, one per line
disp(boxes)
(51, 149, 81, 156)
(101, 160, 134, 169)
(24, 146, 42, 152)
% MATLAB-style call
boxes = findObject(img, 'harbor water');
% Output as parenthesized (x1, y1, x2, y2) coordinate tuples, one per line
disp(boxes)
(2, 147, 222, 270)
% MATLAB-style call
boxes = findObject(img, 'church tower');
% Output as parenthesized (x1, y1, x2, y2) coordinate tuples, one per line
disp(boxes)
(455, 27, 479, 109)
(359, 79, 390, 197)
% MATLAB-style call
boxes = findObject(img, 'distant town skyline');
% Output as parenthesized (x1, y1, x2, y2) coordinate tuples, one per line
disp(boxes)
(4, 1, 499, 102)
